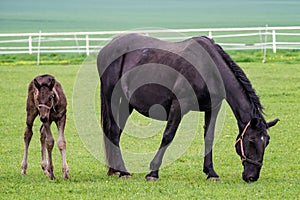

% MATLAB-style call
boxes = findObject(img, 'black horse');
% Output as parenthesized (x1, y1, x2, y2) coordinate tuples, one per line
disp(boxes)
(97, 33, 279, 182)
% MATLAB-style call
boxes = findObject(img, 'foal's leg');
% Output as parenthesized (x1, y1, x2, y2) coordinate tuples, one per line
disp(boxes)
(146, 100, 182, 181)
(203, 106, 221, 180)
(55, 115, 69, 179)
(40, 125, 48, 176)
(21, 108, 38, 174)
(105, 97, 132, 178)
(41, 123, 55, 179)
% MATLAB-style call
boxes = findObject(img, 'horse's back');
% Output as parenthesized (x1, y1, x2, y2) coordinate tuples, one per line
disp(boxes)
(98, 33, 225, 114)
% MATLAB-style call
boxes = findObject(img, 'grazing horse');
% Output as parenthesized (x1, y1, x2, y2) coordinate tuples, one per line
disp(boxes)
(21, 74, 69, 179)
(97, 33, 279, 182)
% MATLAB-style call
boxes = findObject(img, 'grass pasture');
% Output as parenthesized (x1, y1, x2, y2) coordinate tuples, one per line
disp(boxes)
(0, 62, 299, 199)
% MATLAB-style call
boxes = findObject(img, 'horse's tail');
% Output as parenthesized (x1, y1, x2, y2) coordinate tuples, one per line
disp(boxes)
(100, 54, 125, 169)
(100, 81, 111, 151)
(100, 81, 113, 167)
(100, 85, 110, 137)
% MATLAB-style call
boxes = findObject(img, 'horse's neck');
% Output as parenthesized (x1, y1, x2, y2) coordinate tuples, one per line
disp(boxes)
(224, 75, 253, 129)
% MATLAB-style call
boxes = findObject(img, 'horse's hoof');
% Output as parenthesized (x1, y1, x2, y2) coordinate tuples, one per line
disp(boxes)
(207, 177, 220, 181)
(107, 168, 120, 176)
(119, 174, 132, 179)
(21, 170, 27, 175)
(119, 171, 131, 178)
(146, 176, 159, 182)
(145, 170, 159, 181)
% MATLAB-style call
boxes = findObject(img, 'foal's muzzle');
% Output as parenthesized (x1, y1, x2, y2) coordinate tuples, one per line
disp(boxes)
(40, 116, 49, 123)
(38, 104, 51, 123)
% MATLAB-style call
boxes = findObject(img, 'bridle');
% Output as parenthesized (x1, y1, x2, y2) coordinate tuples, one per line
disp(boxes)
(235, 121, 262, 167)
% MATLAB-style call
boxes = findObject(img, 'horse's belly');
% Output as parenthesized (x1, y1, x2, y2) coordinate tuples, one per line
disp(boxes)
(126, 84, 173, 120)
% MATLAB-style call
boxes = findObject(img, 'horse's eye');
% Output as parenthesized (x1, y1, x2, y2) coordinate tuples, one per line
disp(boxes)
(249, 136, 256, 142)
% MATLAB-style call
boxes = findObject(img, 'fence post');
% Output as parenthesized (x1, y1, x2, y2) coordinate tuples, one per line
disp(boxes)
(37, 31, 42, 65)
(28, 36, 32, 55)
(272, 29, 277, 53)
(85, 34, 90, 56)
(208, 31, 212, 38)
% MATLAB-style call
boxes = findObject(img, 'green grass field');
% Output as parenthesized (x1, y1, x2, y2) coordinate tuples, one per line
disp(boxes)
(0, 61, 299, 199)
(1, 0, 300, 198)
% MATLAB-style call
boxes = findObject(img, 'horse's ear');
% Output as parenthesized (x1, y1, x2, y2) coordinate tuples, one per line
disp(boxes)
(250, 118, 260, 128)
(266, 118, 279, 129)
(34, 78, 41, 89)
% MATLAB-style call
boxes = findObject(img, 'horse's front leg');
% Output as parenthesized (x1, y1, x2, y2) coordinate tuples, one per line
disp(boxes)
(21, 108, 38, 175)
(55, 115, 69, 179)
(146, 100, 182, 181)
(41, 123, 55, 180)
(203, 107, 221, 181)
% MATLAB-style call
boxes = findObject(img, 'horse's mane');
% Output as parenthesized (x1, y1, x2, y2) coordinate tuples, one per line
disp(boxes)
(199, 37, 266, 123)
(211, 40, 265, 123)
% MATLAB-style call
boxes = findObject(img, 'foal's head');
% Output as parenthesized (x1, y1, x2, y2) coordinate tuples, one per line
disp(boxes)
(34, 75, 56, 123)
(235, 118, 279, 182)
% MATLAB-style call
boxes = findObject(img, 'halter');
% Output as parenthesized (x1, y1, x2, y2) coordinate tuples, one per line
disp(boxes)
(235, 121, 262, 167)
(38, 96, 56, 113)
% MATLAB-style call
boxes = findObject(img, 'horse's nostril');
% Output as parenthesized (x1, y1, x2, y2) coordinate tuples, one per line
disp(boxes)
(249, 177, 255, 182)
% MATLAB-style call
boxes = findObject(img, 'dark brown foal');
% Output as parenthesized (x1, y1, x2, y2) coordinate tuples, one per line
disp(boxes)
(21, 74, 69, 179)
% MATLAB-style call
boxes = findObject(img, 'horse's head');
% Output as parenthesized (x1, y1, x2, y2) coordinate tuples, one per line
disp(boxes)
(34, 75, 56, 123)
(235, 118, 279, 182)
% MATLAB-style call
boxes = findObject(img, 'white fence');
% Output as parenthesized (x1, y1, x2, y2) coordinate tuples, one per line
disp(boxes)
(1, 26, 300, 64)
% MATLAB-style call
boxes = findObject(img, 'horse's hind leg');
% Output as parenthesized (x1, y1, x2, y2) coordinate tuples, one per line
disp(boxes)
(103, 95, 132, 178)
(41, 123, 55, 180)
(55, 115, 69, 179)
(21, 106, 38, 175)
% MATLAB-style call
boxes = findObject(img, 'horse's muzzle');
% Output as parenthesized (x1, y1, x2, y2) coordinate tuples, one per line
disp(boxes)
(243, 174, 259, 182)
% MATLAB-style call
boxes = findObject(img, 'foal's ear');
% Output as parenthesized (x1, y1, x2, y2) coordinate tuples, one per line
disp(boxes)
(250, 118, 260, 128)
(48, 77, 55, 90)
(266, 118, 279, 128)
(34, 78, 41, 89)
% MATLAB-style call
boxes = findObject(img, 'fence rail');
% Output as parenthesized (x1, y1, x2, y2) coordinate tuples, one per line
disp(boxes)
(1, 26, 300, 64)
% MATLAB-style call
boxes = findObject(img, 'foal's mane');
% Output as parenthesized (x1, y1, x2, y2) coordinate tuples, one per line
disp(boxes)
(197, 37, 265, 123)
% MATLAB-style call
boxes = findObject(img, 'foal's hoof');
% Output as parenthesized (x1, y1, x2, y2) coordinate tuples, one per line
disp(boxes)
(49, 172, 56, 180)
(207, 176, 220, 181)
(63, 173, 69, 179)
(44, 170, 55, 180)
